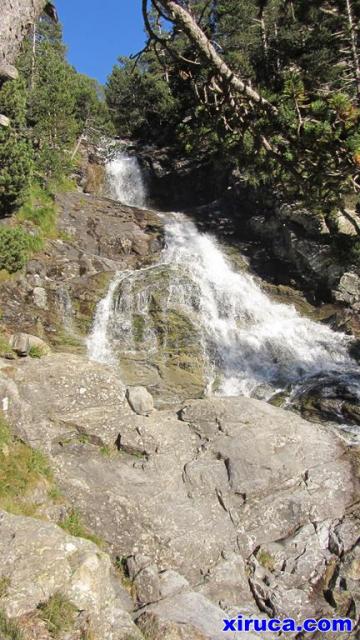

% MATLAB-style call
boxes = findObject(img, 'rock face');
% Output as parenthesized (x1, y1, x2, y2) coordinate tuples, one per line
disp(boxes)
(109, 263, 208, 405)
(335, 272, 360, 307)
(0, 1, 46, 66)
(0, 191, 164, 349)
(0, 510, 142, 640)
(0, 354, 359, 637)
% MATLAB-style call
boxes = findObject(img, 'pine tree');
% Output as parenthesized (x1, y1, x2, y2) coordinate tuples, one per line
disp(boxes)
(0, 78, 33, 216)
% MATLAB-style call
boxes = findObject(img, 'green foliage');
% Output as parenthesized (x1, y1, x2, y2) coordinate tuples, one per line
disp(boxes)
(0, 227, 36, 273)
(0, 610, 23, 640)
(0, 11, 112, 219)
(133, 0, 360, 209)
(28, 345, 45, 358)
(0, 79, 33, 216)
(16, 182, 57, 238)
(37, 593, 77, 638)
(0, 412, 53, 516)
(0, 333, 12, 358)
(106, 55, 178, 140)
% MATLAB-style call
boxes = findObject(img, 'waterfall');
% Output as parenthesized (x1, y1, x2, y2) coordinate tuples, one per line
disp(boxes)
(106, 153, 147, 207)
(87, 273, 124, 364)
(162, 214, 359, 400)
(88, 153, 360, 425)
(87, 153, 148, 363)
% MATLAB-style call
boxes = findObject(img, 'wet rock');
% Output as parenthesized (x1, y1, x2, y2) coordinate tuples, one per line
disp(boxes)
(126, 386, 154, 416)
(112, 265, 207, 405)
(0, 510, 141, 640)
(84, 162, 106, 195)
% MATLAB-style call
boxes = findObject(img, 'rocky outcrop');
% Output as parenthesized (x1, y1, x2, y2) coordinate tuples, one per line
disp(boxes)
(0, 0, 46, 67)
(0, 510, 142, 640)
(0, 191, 164, 348)
(9, 333, 50, 357)
(0, 353, 359, 637)
(109, 263, 208, 405)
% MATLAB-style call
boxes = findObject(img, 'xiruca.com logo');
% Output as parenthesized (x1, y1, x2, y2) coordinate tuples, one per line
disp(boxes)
(222, 615, 353, 634)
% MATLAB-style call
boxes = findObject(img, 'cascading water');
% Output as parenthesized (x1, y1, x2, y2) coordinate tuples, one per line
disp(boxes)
(105, 153, 147, 207)
(88, 153, 360, 427)
(162, 215, 360, 404)
(87, 153, 148, 361)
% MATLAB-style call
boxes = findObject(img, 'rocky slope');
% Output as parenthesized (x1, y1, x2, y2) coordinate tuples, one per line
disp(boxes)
(0, 190, 164, 351)
(0, 351, 359, 639)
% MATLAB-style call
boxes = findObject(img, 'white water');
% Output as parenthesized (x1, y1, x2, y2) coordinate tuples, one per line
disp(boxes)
(162, 214, 358, 399)
(88, 154, 360, 416)
(106, 153, 147, 207)
(86, 273, 124, 364)
(87, 154, 148, 362)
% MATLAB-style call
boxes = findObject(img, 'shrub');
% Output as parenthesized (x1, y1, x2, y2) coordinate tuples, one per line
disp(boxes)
(0, 227, 30, 273)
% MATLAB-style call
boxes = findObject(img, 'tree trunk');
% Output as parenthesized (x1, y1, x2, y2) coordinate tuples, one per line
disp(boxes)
(150, 0, 278, 116)
(345, 0, 360, 99)
(31, 24, 37, 91)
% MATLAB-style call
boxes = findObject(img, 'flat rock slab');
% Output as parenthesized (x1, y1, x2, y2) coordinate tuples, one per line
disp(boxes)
(1, 356, 359, 633)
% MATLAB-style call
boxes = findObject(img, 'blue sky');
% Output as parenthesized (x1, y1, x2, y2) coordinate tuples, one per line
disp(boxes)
(56, 0, 147, 84)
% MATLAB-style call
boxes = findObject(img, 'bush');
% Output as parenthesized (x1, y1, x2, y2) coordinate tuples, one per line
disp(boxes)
(0, 227, 32, 273)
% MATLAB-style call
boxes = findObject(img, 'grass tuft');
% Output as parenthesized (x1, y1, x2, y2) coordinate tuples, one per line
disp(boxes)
(257, 548, 275, 572)
(0, 412, 53, 516)
(16, 183, 58, 239)
(0, 577, 10, 599)
(59, 509, 104, 547)
(0, 610, 23, 640)
(0, 333, 12, 358)
(37, 593, 77, 638)
(28, 345, 45, 359)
